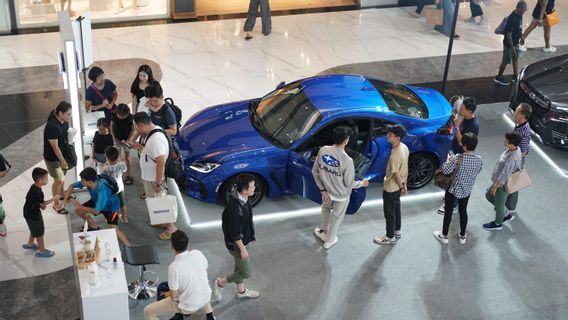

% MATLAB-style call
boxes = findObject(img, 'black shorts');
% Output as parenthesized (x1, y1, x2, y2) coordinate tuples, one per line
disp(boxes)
(26, 216, 45, 238)
(83, 200, 119, 225)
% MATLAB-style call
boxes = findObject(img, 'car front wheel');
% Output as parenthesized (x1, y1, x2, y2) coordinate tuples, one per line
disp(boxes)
(407, 153, 436, 189)
(219, 174, 267, 207)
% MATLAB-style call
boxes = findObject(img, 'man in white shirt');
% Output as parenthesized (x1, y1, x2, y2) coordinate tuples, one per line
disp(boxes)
(144, 230, 215, 320)
(131, 112, 177, 240)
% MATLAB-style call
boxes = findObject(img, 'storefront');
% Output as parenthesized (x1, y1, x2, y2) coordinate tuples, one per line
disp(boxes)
(196, 0, 357, 16)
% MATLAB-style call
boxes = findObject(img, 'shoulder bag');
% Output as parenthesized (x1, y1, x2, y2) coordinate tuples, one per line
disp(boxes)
(505, 157, 531, 193)
(546, 10, 559, 27)
(434, 154, 462, 190)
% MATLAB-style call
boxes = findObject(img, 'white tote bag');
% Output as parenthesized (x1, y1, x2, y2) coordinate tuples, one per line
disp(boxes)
(506, 168, 532, 193)
(146, 195, 178, 225)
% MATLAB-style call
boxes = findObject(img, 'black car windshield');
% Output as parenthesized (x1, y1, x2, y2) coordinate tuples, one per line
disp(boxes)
(369, 79, 429, 119)
(252, 81, 323, 148)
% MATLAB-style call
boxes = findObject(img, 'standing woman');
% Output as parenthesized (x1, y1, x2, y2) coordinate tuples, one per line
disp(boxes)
(243, 0, 271, 40)
(483, 132, 522, 231)
(44, 101, 73, 214)
(519, 0, 556, 53)
(85, 66, 118, 120)
(130, 64, 158, 114)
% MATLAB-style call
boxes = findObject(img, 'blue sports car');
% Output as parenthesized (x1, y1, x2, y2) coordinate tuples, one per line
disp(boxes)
(177, 75, 453, 214)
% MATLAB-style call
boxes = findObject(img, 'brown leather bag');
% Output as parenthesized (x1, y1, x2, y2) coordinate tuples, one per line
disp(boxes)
(434, 154, 462, 190)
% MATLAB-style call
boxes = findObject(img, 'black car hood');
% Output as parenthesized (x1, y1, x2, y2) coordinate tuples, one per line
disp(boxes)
(524, 54, 568, 109)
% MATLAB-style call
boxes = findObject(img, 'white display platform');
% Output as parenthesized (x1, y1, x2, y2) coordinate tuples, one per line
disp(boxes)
(72, 229, 129, 320)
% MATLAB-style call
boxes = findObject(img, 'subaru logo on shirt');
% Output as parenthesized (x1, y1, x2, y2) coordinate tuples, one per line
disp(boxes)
(322, 154, 340, 167)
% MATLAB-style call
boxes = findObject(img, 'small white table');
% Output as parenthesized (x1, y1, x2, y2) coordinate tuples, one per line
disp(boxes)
(73, 229, 130, 320)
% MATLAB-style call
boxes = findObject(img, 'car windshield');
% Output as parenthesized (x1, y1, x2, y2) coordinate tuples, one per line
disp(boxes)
(251, 81, 323, 148)
(369, 79, 429, 119)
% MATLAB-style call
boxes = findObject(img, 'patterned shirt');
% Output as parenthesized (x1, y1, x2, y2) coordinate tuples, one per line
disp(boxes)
(515, 121, 531, 155)
(441, 153, 483, 199)
(491, 148, 522, 186)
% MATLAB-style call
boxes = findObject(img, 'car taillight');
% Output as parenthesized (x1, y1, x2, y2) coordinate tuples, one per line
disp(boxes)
(436, 116, 454, 135)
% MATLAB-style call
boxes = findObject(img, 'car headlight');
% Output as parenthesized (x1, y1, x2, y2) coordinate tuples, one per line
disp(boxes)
(189, 162, 221, 173)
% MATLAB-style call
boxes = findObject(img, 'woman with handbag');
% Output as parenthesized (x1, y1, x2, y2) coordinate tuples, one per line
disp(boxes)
(43, 101, 73, 214)
(433, 133, 483, 245)
(85, 66, 119, 120)
(519, 0, 557, 53)
(483, 132, 522, 231)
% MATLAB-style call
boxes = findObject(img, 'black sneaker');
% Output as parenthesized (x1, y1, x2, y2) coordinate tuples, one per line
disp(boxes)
(511, 74, 518, 83)
(483, 221, 503, 231)
(503, 214, 515, 223)
(493, 76, 509, 86)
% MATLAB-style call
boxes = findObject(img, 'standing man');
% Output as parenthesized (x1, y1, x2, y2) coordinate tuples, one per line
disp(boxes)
(504, 103, 532, 220)
(144, 230, 215, 320)
(243, 0, 271, 40)
(145, 84, 178, 137)
(494, 1, 527, 86)
(213, 174, 259, 301)
(130, 112, 178, 240)
(312, 126, 369, 250)
(434, 0, 460, 39)
(374, 125, 409, 245)
(438, 97, 479, 215)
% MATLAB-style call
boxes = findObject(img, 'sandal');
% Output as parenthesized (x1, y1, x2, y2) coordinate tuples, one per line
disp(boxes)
(140, 192, 147, 200)
(53, 207, 69, 215)
(119, 216, 129, 224)
(124, 176, 134, 185)
(158, 231, 172, 241)
(22, 243, 39, 250)
(35, 249, 55, 258)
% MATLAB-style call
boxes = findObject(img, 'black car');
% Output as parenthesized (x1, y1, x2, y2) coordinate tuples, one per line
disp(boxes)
(510, 54, 568, 149)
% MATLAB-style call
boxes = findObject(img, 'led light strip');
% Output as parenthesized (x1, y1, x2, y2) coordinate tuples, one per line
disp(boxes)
(189, 190, 445, 229)
(502, 113, 568, 178)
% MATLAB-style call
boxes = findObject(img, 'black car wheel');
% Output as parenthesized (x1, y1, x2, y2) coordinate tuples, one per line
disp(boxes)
(407, 153, 436, 189)
(219, 174, 267, 207)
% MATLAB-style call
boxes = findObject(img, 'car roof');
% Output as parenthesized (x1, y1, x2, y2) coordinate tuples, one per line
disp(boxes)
(301, 74, 391, 116)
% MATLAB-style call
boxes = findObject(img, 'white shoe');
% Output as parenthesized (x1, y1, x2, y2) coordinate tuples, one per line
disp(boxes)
(323, 236, 338, 249)
(0, 223, 6, 237)
(433, 231, 449, 244)
(408, 11, 420, 18)
(394, 230, 402, 238)
(373, 235, 396, 245)
(237, 288, 260, 299)
(212, 279, 223, 301)
(476, 15, 485, 24)
(464, 16, 476, 23)
(313, 227, 326, 242)
(542, 46, 557, 53)
(517, 45, 528, 52)
(458, 233, 467, 245)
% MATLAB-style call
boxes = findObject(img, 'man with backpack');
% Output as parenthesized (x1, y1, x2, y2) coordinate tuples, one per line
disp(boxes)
(131, 112, 179, 241)
(63, 167, 130, 246)
(145, 84, 182, 136)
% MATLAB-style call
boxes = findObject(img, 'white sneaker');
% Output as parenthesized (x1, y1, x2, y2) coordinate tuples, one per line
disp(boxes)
(408, 11, 420, 18)
(373, 235, 396, 245)
(437, 204, 457, 215)
(212, 279, 223, 301)
(517, 45, 528, 52)
(542, 46, 557, 53)
(323, 236, 338, 250)
(433, 231, 449, 244)
(458, 233, 467, 245)
(237, 288, 260, 299)
(476, 15, 485, 25)
(0, 223, 6, 237)
(394, 230, 402, 238)
(313, 227, 326, 242)
(464, 16, 476, 23)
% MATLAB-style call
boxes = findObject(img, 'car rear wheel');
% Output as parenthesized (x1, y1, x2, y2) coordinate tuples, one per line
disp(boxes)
(407, 153, 436, 189)
(219, 174, 267, 207)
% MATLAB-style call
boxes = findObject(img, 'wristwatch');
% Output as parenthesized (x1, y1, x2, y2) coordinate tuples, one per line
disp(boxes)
(320, 189, 326, 192)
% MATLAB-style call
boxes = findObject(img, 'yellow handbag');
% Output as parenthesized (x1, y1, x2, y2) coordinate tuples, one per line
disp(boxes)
(546, 10, 559, 26)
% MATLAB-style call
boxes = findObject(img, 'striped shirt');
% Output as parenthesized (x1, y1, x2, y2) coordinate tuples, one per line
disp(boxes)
(491, 148, 522, 186)
(441, 153, 483, 199)
(515, 121, 531, 155)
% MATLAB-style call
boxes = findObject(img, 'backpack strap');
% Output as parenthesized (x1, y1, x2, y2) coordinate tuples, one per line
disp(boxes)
(144, 127, 172, 163)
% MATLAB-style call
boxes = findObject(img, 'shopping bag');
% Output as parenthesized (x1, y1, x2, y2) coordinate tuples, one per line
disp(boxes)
(146, 195, 178, 225)
(424, 8, 443, 26)
(505, 169, 532, 193)
(546, 11, 559, 27)
(495, 17, 508, 35)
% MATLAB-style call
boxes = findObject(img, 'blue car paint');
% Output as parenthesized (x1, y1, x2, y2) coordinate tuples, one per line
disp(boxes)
(177, 74, 453, 213)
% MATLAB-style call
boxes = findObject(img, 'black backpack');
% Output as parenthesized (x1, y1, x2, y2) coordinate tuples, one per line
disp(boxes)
(98, 174, 119, 195)
(146, 128, 185, 180)
(162, 98, 183, 131)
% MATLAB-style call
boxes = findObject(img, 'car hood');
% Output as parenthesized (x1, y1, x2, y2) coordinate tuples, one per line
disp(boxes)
(523, 54, 568, 108)
(406, 86, 452, 121)
(178, 100, 276, 163)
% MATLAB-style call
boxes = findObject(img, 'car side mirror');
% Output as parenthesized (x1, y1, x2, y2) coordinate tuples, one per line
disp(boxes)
(276, 81, 286, 90)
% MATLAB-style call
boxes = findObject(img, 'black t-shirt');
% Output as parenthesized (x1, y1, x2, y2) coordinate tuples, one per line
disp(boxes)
(503, 11, 523, 47)
(43, 118, 70, 162)
(92, 132, 114, 154)
(24, 184, 44, 220)
(150, 103, 177, 130)
(130, 82, 145, 104)
(111, 114, 134, 141)
(532, 0, 555, 19)
(452, 116, 480, 154)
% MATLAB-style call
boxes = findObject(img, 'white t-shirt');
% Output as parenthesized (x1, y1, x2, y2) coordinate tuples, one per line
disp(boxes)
(168, 250, 212, 312)
(140, 127, 169, 182)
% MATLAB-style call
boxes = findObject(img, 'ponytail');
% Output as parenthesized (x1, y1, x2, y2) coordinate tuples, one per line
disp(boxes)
(48, 101, 72, 121)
